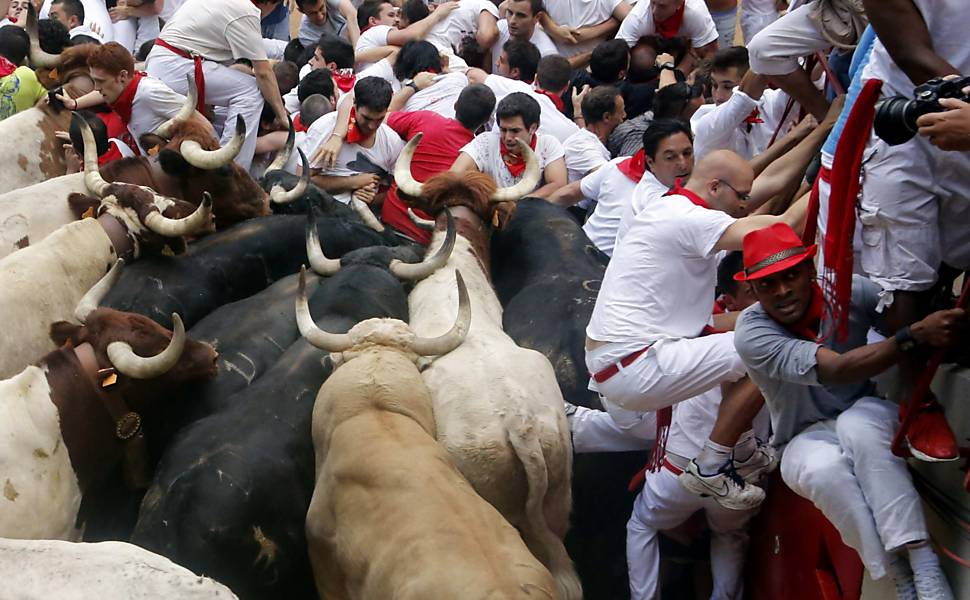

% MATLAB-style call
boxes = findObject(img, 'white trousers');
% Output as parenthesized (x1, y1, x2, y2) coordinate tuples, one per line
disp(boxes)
(570, 402, 655, 453)
(627, 466, 756, 600)
(748, 0, 830, 76)
(740, 5, 778, 45)
(779, 397, 928, 579)
(145, 45, 263, 170)
(591, 333, 747, 414)
(112, 16, 160, 53)
(710, 7, 738, 50)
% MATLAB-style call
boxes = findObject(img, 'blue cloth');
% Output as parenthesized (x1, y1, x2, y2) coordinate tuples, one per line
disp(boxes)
(261, 2, 290, 41)
(822, 26, 877, 157)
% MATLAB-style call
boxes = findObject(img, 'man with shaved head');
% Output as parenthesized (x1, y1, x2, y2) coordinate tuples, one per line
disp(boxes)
(585, 149, 808, 510)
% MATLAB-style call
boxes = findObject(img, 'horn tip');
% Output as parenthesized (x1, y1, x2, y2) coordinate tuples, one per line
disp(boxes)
(170, 313, 184, 332)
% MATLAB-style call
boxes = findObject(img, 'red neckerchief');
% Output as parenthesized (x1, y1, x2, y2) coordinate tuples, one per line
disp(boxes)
(743, 108, 763, 124)
(784, 283, 825, 341)
(664, 182, 710, 209)
(293, 114, 308, 132)
(500, 134, 537, 177)
(108, 71, 145, 125)
(534, 88, 564, 112)
(333, 68, 356, 94)
(617, 149, 646, 183)
(0, 56, 15, 78)
(346, 106, 367, 144)
(655, 2, 686, 38)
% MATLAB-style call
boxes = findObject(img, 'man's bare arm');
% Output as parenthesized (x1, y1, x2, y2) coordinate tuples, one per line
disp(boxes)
(861, 0, 958, 85)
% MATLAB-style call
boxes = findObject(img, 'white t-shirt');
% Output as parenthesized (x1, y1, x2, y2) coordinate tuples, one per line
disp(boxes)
(490, 19, 559, 73)
(690, 87, 796, 161)
(403, 72, 468, 120)
(563, 128, 610, 182)
(41, 0, 113, 43)
(300, 111, 405, 204)
(542, 0, 622, 56)
(356, 58, 402, 93)
(616, 169, 670, 241)
(586, 194, 735, 343)
(483, 74, 579, 143)
(425, 0, 499, 55)
(158, 0, 267, 63)
(579, 157, 639, 256)
(129, 76, 191, 154)
(68, 24, 104, 42)
(354, 24, 393, 71)
(459, 130, 564, 191)
(617, 0, 719, 49)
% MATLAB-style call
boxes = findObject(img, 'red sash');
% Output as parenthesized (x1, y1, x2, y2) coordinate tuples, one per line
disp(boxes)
(333, 68, 356, 94)
(534, 88, 564, 112)
(655, 2, 686, 38)
(617, 148, 646, 183)
(108, 71, 145, 125)
(500, 134, 537, 177)
(154, 38, 206, 113)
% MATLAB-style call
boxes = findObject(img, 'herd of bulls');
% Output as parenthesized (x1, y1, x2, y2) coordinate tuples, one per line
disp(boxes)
(0, 79, 646, 599)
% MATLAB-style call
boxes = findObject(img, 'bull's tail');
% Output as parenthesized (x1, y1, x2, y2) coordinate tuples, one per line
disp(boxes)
(504, 411, 583, 600)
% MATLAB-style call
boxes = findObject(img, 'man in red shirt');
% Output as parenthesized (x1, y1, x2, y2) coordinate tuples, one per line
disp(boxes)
(382, 83, 496, 243)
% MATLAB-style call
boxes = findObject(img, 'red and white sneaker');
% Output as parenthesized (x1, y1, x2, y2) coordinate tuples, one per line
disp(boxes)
(904, 399, 959, 463)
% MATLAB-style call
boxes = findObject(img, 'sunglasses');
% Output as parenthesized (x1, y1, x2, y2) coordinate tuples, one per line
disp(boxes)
(720, 180, 751, 202)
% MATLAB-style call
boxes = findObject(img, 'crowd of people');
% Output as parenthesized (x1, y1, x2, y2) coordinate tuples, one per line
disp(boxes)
(0, 0, 967, 597)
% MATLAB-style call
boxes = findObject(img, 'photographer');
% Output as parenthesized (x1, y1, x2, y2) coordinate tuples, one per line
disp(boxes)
(916, 94, 970, 152)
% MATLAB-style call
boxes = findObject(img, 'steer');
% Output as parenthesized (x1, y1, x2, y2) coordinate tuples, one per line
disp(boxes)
(130, 219, 453, 599)
(298, 270, 558, 600)
(0, 105, 72, 194)
(491, 197, 648, 598)
(0, 291, 216, 540)
(395, 136, 582, 600)
(0, 538, 236, 599)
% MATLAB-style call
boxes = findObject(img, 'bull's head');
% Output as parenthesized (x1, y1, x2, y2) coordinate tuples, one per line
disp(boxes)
(296, 266, 471, 367)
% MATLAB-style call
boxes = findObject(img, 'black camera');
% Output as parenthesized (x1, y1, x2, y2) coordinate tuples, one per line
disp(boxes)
(873, 75, 970, 146)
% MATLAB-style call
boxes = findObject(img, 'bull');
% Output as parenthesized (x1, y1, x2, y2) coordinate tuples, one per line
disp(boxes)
(0, 282, 217, 540)
(395, 136, 583, 600)
(0, 538, 236, 599)
(298, 270, 558, 599)
(491, 197, 648, 599)
(130, 216, 454, 599)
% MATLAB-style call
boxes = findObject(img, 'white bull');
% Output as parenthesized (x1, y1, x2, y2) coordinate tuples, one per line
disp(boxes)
(0, 173, 87, 258)
(397, 138, 582, 600)
(0, 538, 237, 598)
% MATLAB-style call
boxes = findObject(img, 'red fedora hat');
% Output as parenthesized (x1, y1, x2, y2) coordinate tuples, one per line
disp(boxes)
(734, 223, 817, 282)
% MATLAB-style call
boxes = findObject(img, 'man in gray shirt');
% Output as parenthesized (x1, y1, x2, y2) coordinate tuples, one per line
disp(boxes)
(733, 222, 964, 600)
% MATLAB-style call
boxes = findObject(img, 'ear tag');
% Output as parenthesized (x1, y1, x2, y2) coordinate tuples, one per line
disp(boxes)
(148, 146, 159, 156)
(49, 68, 59, 81)
(98, 367, 118, 387)
(81, 206, 95, 219)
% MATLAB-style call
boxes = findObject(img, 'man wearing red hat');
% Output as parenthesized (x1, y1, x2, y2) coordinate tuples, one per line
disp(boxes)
(734, 222, 964, 600)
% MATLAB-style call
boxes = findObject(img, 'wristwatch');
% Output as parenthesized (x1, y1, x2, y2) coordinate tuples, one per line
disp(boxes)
(659, 62, 676, 71)
(895, 325, 918, 353)
(406, 80, 420, 93)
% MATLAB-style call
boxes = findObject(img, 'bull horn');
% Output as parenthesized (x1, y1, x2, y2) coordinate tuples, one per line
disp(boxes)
(410, 271, 471, 356)
(144, 193, 213, 237)
(27, 8, 59, 69)
(154, 74, 198, 138)
(266, 116, 295, 172)
(350, 198, 384, 232)
(389, 210, 455, 280)
(179, 115, 244, 169)
(107, 313, 186, 379)
(393, 134, 424, 198)
(305, 208, 341, 276)
(269, 149, 309, 204)
(490, 138, 540, 202)
(296, 266, 355, 352)
(407, 208, 435, 231)
(77, 114, 111, 198)
(74, 259, 124, 323)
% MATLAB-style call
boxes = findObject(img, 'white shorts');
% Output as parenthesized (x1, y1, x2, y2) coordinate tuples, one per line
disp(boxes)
(858, 129, 970, 296)
(748, 0, 830, 76)
(740, 5, 778, 45)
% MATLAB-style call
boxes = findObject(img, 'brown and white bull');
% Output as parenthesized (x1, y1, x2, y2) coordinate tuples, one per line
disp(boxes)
(0, 284, 217, 540)
(395, 137, 582, 600)
(0, 538, 237, 599)
(0, 153, 212, 378)
(297, 268, 558, 599)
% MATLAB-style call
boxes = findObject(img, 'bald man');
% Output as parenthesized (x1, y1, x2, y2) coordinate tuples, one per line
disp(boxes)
(584, 150, 809, 510)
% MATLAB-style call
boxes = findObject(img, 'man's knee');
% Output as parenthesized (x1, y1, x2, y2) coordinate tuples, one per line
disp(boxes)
(780, 451, 848, 497)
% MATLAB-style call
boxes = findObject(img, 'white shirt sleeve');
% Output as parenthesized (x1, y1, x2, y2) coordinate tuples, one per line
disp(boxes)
(690, 89, 759, 158)
(579, 160, 610, 198)
(142, 80, 189, 121)
(684, 0, 719, 47)
(224, 14, 268, 61)
(301, 113, 339, 170)
(538, 134, 565, 167)
(356, 24, 391, 52)
(459, 135, 488, 171)
(564, 131, 610, 181)
(678, 203, 736, 258)
(616, 1, 649, 47)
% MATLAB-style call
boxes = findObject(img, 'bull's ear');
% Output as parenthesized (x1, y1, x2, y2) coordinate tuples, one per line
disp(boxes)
(138, 133, 165, 155)
(50, 321, 82, 347)
(157, 148, 191, 177)
(68, 193, 101, 220)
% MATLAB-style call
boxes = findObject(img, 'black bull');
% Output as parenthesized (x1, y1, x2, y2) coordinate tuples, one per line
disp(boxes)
(492, 197, 646, 600)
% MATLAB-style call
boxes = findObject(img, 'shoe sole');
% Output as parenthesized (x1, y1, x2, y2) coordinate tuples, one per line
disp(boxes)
(908, 443, 959, 463)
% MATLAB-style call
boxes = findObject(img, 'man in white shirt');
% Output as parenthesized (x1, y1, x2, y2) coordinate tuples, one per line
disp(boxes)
(423, 0, 499, 71)
(539, 0, 631, 60)
(585, 149, 808, 510)
(384, 40, 468, 119)
(490, 0, 557, 73)
(40, 0, 113, 44)
(467, 43, 579, 143)
(617, 0, 719, 63)
(353, 0, 458, 71)
(562, 85, 624, 182)
(451, 91, 566, 198)
(145, 0, 289, 170)
(48, 0, 100, 42)
(690, 46, 797, 161)
(300, 76, 404, 205)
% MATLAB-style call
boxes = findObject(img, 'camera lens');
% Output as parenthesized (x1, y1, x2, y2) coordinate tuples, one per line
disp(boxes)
(873, 96, 921, 146)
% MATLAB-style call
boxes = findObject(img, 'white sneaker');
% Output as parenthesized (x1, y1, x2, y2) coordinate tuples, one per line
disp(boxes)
(890, 557, 917, 600)
(913, 566, 954, 600)
(677, 459, 766, 511)
(734, 444, 777, 484)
